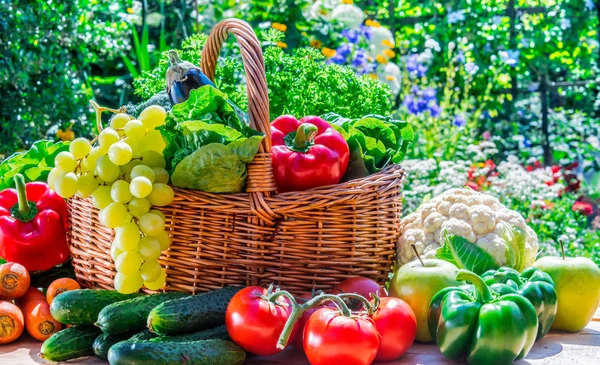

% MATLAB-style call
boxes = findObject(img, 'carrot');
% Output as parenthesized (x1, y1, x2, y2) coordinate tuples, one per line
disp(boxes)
(0, 262, 30, 300)
(46, 278, 81, 305)
(0, 300, 24, 344)
(17, 287, 62, 341)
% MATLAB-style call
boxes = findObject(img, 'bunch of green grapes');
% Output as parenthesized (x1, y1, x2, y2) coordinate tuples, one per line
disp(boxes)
(49, 105, 175, 294)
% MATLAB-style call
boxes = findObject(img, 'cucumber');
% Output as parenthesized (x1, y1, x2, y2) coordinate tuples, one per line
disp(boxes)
(93, 332, 136, 360)
(50, 289, 143, 325)
(148, 286, 243, 335)
(97, 292, 188, 334)
(40, 326, 102, 362)
(107, 339, 246, 365)
(129, 329, 157, 341)
(150, 325, 229, 343)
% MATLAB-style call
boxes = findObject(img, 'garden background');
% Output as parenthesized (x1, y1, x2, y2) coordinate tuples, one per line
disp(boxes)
(1, 0, 599, 263)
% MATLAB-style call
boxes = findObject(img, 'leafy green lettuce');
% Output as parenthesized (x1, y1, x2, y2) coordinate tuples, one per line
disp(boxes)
(0, 140, 70, 190)
(321, 113, 414, 181)
(160, 85, 263, 193)
(171, 136, 263, 193)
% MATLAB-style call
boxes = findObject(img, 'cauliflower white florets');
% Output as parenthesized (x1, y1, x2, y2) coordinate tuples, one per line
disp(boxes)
(398, 188, 539, 268)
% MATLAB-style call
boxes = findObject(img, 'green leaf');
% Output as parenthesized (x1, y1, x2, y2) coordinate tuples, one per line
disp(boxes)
(436, 233, 500, 275)
(502, 224, 527, 271)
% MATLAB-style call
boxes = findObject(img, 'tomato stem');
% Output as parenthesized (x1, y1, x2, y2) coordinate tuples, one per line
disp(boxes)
(337, 293, 376, 315)
(272, 292, 354, 350)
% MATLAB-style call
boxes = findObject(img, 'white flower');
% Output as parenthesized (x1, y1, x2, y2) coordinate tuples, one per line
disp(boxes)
(367, 26, 394, 58)
(425, 39, 441, 52)
(417, 49, 433, 65)
(447, 10, 465, 24)
(331, 3, 365, 29)
(377, 62, 401, 97)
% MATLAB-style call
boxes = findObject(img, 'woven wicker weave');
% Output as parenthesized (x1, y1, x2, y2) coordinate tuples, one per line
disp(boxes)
(68, 19, 406, 295)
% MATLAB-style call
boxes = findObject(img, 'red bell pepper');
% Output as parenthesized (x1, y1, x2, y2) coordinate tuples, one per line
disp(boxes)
(270, 115, 349, 192)
(0, 174, 70, 271)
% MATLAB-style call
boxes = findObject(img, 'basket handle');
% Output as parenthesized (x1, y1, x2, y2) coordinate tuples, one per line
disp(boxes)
(201, 19, 278, 225)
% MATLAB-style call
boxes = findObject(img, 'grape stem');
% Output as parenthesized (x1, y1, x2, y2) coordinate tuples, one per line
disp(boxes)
(90, 100, 127, 133)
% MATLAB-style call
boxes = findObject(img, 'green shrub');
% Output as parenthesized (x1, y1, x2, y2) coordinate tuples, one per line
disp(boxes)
(133, 33, 392, 120)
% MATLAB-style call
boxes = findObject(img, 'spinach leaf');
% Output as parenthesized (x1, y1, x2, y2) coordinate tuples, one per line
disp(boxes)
(170, 136, 263, 193)
(322, 112, 414, 181)
(436, 233, 500, 275)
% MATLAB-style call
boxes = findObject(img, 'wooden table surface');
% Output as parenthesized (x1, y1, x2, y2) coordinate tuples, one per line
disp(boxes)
(2, 309, 599, 365)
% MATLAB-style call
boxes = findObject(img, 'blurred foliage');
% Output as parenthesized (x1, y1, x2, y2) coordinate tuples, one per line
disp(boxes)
(0, 0, 132, 157)
(134, 32, 393, 120)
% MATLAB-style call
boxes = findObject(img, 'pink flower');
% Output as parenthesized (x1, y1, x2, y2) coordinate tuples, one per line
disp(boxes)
(572, 201, 594, 216)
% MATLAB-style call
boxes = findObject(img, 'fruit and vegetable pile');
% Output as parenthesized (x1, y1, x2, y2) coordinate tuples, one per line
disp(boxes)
(0, 46, 599, 365)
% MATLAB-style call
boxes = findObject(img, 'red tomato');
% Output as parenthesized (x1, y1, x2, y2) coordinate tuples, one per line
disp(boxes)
(303, 307, 379, 365)
(292, 292, 327, 350)
(225, 286, 298, 356)
(332, 277, 386, 310)
(371, 297, 417, 361)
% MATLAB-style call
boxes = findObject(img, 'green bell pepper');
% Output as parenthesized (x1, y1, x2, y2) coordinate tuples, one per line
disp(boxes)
(428, 270, 538, 365)
(481, 266, 557, 340)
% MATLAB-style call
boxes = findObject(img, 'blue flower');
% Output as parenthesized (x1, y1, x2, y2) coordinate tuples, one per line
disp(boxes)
(337, 44, 352, 57)
(423, 88, 436, 101)
(500, 50, 520, 67)
(352, 50, 368, 67)
(360, 25, 372, 41)
(406, 54, 427, 77)
(447, 10, 465, 24)
(329, 54, 347, 65)
(342, 29, 360, 44)
(429, 103, 442, 118)
(585, 0, 595, 10)
(453, 114, 466, 128)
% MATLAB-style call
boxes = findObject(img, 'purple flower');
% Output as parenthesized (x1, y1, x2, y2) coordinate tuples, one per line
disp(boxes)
(363, 62, 377, 74)
(423, 88, 437, 101)
(342, 29, 360, 44)
(465, 62, 478, 75)
(429, 103, 442, 117)
(352, 50, 368, 67)
(360, 25, 372, 41)
(337, 44, 352, 57)
(453, 114, 466, 128)
(330, 54, 346, 65)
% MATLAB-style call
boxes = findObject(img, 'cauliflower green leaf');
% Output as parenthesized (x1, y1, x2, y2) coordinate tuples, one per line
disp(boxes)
(436, 233, 500, 275)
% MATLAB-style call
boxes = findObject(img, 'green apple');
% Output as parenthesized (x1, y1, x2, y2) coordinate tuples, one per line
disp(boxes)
(389, 259, 460, 343)
(533, 255, 600, 332)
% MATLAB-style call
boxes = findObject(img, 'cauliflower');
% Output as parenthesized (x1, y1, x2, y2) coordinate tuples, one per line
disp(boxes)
(398, 188, 539, 268)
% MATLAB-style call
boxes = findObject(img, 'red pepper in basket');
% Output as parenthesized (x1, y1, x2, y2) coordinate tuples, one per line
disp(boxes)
(0, 174, 70, 271)
(270, 115, 349, 192)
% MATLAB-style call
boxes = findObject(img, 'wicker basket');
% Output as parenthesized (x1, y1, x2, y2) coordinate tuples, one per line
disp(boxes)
(68, 18, 406, 295)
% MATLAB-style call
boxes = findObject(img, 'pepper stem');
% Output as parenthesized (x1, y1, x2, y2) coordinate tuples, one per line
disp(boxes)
(494, 270, 523, 285)
(456, 269, 493, 303)
(14, 174, 30, 216)
(293, 123, 318, 150)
